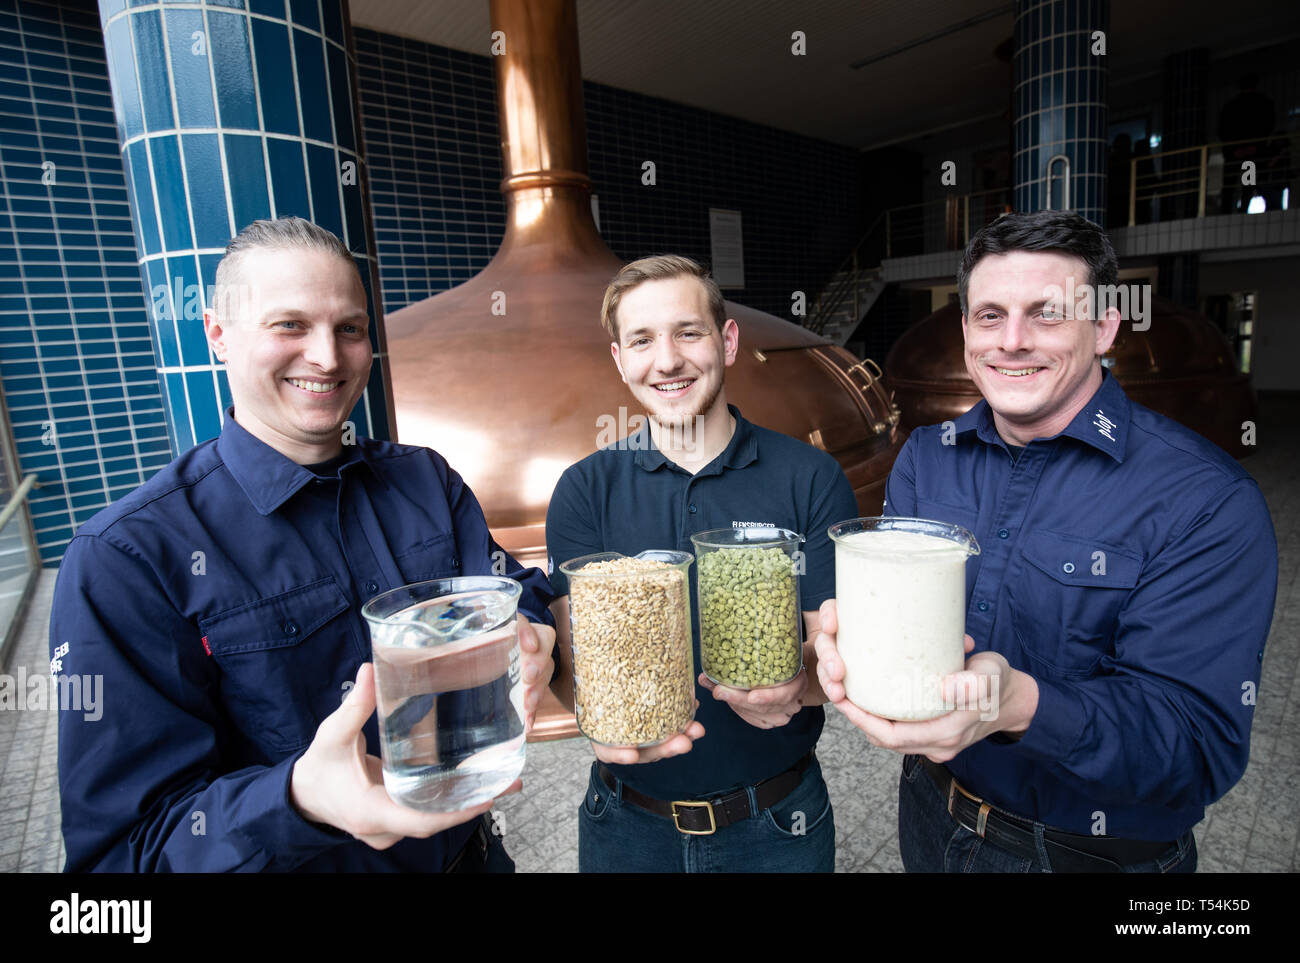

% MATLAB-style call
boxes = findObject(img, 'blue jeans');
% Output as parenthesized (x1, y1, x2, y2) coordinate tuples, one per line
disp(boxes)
(897, 754, 1197, 873)
(578, 757, 835, 873)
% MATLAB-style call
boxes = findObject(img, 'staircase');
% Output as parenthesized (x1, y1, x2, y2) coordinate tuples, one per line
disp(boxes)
(813, 264, 886, 346)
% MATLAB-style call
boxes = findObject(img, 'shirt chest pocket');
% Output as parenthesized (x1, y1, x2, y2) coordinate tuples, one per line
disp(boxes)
(199, 578, 356, 754)
(1008, 531, 1142, 679)
(393, 532, 461, 584)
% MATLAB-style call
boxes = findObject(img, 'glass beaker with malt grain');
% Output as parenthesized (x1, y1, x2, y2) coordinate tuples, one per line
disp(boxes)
(560, 551, 695, 746)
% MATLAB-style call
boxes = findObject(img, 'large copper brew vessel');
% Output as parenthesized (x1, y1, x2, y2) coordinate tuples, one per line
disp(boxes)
(383, 0, 904, 737)
(885, 298, 1256, 458)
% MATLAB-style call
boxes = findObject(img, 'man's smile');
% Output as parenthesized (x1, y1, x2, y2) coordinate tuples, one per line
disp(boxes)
(286, 378, 342, 394)
(652, 378, 695, 396)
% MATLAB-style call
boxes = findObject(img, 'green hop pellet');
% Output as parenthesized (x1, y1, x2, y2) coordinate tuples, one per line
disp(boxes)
(697, 546, 801, 689)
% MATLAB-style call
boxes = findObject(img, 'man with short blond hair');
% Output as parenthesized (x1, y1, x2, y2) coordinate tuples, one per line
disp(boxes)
(53, 217, 557, 872)
(547, 254, 857, 873)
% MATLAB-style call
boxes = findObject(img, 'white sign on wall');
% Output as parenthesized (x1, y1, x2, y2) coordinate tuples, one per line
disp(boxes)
(709, 208, 744, 289)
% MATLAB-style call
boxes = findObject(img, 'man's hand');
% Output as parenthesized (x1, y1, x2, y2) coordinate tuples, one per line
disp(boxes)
(517, 616, 556, 732)
(588, 710, 705, 766)
(290, 663, 518, 850)
(700, 669, 808, 729)
(814, 598, 1039, 762)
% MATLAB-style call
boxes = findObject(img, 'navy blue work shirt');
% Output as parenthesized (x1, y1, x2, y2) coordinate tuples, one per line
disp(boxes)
(546, 406, 859, 799)
(51, 411, 554, 872)
(884, 370, 1276, 841)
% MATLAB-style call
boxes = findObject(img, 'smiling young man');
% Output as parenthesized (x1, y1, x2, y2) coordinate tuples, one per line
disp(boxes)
(814, 210, 1277, 872)
(545, 255, 858, 873)
(51, 217, 557, 872)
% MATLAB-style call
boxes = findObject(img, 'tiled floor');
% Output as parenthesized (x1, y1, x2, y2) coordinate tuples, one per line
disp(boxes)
(2, 396, 1296, 873)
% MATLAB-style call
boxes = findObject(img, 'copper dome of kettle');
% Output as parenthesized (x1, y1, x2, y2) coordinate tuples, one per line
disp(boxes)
(383, 0, 905, 561)
(884, 297, 1256, 458)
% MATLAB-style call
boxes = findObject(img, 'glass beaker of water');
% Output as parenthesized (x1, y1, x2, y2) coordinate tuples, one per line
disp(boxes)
(829, 517, 980, 721)
(361, 576, 525, 812)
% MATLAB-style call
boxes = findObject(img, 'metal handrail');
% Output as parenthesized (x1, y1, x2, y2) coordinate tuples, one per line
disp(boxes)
(0, 473, 38, 531)
(808, 211, 887, 335)
(1127, 135, 1295, 226)
(809, 187, 1013, 336)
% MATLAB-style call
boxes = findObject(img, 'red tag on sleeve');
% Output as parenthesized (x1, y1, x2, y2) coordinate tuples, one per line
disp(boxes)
(201, 635, 212, 656)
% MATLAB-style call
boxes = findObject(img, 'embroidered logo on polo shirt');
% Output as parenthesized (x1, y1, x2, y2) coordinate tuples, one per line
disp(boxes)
(1093, 409, 1117, 442)
(732, 520, 776, 529)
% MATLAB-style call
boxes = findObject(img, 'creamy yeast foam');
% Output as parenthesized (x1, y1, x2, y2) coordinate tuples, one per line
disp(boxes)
(835, 528, 970, 721)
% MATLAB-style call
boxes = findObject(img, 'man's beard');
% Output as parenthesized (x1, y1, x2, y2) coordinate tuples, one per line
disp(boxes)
(647, 377, 721, 452)
(650, 376, 722, 425)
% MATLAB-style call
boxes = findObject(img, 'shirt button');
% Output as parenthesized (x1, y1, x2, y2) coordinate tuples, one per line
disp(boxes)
(284, 621, 299, 635)
(1062, 562, 1075, 574)
(998, 528, 1009, 539)
(688, 504, 697, 514)
(364, 580, 378, 594)
(977, 600, 989, 612)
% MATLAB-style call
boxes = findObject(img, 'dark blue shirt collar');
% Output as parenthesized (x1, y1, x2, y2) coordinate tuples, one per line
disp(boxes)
(216, 409, 379, 515)
(631, 404, 759, 475)
(954, 367, 1129, 463)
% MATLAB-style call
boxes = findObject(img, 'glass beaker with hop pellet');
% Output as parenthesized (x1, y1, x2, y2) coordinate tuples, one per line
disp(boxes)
(690, 528, 804, 690)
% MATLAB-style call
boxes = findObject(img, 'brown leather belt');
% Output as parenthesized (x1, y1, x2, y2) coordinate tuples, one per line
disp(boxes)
(598, 753, 814, 835)
(920, 757, 1178, 872)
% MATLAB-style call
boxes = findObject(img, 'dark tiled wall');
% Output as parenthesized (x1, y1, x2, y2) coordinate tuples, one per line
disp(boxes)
(0, 0, 172, 564)
(353, 29, 866, 324)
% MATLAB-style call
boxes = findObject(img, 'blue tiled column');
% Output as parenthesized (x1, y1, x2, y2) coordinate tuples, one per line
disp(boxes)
(97, 0, 390, 455)
(1013, 0, 1109, 225)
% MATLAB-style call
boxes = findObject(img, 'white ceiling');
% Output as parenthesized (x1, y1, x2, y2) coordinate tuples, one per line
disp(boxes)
(348, 0, 1300, 149)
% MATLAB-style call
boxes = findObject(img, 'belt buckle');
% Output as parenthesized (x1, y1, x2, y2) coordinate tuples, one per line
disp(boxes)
(671, 800, 717, 835)
(947, 775, 991, 838)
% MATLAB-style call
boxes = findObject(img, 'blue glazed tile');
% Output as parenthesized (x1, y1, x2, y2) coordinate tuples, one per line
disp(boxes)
(144, 258, 179, 368)
(292, 27, 331, 143)
(167, 254, 210, 366)
(124, 140, 162, 255)
(130, 10, 174, 133)
(250, 17, 299, 136)
(266, 135, 309, 218)
(185, 370, 222, 444)
(325, 41, 353, 152)
(216, 367, 232, 412)
(206, 10, 258, 131)
(340, 153, 363, 250)
(164, 373, 194, 451)
(248, 0, 285, 16)
(288, 0, 319, 32)
(148, 135, 194, 250)
(180, 132, 230, 248)
(320, 0, 343, 46)
(222, 133, 271, 230)
(164, 7, 216, 129)
(306, 143, 341, 239)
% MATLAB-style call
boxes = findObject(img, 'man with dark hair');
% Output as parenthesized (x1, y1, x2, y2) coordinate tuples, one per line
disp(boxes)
(816, 209, 1276, 872)
(52, 217, 557, 872)
(547, 254, 857, 872)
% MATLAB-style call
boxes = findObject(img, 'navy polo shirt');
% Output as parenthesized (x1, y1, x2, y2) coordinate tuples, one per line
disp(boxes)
(885, 370, 1277, 841)
(546, 405, 858, 799)
(51, 411, 554, 872)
